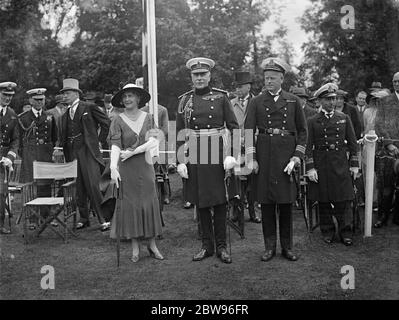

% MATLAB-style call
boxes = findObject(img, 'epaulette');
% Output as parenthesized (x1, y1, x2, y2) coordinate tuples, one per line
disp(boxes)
(178, 90, 193, 100)
(212, 88, 228, 95)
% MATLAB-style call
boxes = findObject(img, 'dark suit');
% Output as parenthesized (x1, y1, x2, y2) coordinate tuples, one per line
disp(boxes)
(341, 103, 362, 140)
(0, 107, 19, 229)
(60, 100, 110, 223)
(244, 90, 307, 251)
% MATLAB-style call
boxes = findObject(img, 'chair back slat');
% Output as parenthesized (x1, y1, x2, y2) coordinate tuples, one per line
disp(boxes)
(9, 159, 22, 184)
(33, 160, 78, 180)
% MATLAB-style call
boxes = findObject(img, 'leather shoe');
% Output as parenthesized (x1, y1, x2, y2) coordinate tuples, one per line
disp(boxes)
(342, 238, 353, 246)
(76, 221, 90, 230)
(249, 217, 261, 223)
(282, 249, 299, 261)
(192, 248, 213, 261)
(0, 227, 11, 234)
(217, 249, 232, 264)
(323, 237, 333, 244)
(183, 202, 193, 209)
(261, 250, 275, 262)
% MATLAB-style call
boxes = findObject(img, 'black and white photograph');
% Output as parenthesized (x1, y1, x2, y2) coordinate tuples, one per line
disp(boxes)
(1, 0, 399, 306)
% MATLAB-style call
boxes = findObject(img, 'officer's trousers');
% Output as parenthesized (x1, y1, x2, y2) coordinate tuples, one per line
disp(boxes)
(261, 203, 293, 251)
(319, 201, 352, 239)
(198, 203, 227, 254)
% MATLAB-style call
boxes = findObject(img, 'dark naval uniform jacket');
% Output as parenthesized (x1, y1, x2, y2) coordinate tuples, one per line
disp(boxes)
(244, 90, 307, 204)
(176, 87, 239, 208)
(60, 101, 110, 168)
(18, 109, 57, 182)
(0, 107, 19, 195)
(306, 111, 359, 202)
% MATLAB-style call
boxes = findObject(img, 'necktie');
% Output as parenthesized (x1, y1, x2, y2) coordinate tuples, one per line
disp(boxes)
(70, 107, 75, 120)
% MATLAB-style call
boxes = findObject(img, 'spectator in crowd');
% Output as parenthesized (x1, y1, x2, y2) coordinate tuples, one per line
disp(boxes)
(334, 89, 362, 139)
(59, 78, 110, 231)
(373, 72, 399, 228)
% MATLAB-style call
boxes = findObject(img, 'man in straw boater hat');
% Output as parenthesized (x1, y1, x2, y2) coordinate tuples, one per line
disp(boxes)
(176, 57, 240, 264)
(0, 82, 19, 234)
(306, 83, 359, 246)
(229, 71, 261, 224)
(59, 78, 110, 231)
(373, 72, 399, 228)
(244, 57, 307, 262)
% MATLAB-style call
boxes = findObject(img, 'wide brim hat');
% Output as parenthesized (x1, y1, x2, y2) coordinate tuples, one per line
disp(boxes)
(111, 84, 151, 108)
(60, 78, 83, 94)
(366, 89, 390, 104)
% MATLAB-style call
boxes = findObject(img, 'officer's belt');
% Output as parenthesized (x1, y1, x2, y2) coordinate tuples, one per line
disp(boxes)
(190, 127, 227, 138)
(259, 128, 295, 136)
(315, 144, 345, 151)
(67, 133, 83, 142)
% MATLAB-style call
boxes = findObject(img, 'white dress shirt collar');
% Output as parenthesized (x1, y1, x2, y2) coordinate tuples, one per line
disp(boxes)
(32, 108, 42, 118)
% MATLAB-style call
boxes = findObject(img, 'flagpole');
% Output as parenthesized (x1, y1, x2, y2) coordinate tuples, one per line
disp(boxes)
(145, 0, 159, 127)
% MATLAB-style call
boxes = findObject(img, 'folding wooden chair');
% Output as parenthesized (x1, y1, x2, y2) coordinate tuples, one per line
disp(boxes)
(21, 160, 78, 243)
(4, 159, 23, 229)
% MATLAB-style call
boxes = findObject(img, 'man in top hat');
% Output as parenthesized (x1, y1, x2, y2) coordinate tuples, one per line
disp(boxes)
(306, 83, 359, 246)
(0, 82, 19, 234)
(176, 57, 239, 264)
(229, 71, 260, 224)
(290, 86, 318, 119)
(244, 57, 307, 262)
(373, 72, 399, 227)
(59, 78, 110, 230)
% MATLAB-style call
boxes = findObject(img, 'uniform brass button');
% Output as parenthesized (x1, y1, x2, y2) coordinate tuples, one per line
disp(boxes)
(209, 115, 212, 119)
(282, 127, 285, 130)
(267, 115, 271, 118)
(195, 126, 198, 129)
(283, 121, 286, 124)
(192, 117, 196, 121)
(211, 99, 214, 102)
(284, 114, 287, 117)
(268, 121, 272, 124)
(266, 108, 269, 111)
(210, 106, 214, 110)
(207, 125, 211, 128)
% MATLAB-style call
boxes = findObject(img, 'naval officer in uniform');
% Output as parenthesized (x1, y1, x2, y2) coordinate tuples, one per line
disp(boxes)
(244, 58, 308, 262)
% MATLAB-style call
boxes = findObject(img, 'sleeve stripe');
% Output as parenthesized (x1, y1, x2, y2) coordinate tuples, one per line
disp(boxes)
(7, 151, 17, 158)
(296, 145, 306, 154)
(245, 147, 256, 155)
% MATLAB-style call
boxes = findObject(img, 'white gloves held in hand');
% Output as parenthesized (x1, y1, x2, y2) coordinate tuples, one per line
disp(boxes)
(110, 166, 121, 188)
(0, 157, 12, 168)
(223, 156, 238, 171)
(307, 169, 318, 183)
(177, 163, 188, 179)
(283, 156, 300, 175)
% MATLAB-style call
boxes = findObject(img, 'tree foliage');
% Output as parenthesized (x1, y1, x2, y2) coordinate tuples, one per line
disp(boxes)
(300, 0, 399, 94)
